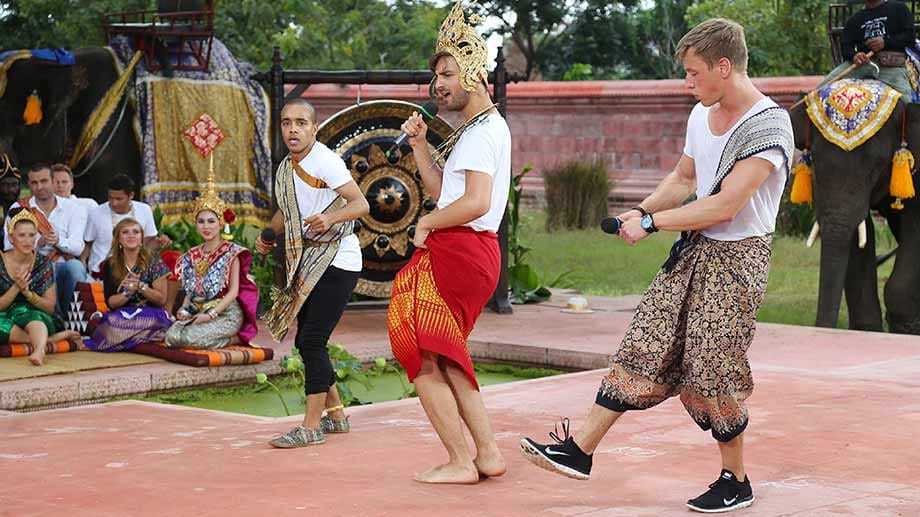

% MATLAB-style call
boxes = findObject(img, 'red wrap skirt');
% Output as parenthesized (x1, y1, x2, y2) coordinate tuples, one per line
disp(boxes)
(388, 226, 500, 390)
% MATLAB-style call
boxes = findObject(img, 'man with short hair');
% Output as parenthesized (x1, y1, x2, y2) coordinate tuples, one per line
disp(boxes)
(520, 18, 794, 513)
(50, 163, 98, 214)
(4, 162, 90, 315)
(385, 1, 510, 484)
(82, 173, 170, 276)
(262, 98, 370, 449)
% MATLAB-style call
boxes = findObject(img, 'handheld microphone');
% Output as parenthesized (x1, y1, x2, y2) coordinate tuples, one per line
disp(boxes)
(385, 102, 440, 158)
(600, 216, 623, 235)
(258, 228, 276, 264)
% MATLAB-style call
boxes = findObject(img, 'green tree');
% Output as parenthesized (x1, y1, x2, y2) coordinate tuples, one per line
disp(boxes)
(0, 0, 447, 72)
(686, 0, 831, 76)
(478, 0, 612, 80)
(491, 0, 694, 81)
(0, 0, 152, 51)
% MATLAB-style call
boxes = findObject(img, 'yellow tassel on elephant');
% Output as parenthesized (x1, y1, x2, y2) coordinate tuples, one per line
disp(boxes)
(22, 90, 42, 125)
(890, 143, 915, 210)
(790, 150, 814, 204)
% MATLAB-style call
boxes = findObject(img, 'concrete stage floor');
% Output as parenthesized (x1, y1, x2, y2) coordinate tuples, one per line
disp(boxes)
(1, 296, 919, 516)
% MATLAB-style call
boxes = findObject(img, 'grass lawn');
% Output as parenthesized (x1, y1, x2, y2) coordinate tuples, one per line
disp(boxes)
(519, 211, 895, 328)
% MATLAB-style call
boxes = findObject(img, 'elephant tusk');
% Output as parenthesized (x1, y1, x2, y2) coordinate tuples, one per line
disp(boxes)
(806, 222, 820, 248)
(858, 220, 867, 249)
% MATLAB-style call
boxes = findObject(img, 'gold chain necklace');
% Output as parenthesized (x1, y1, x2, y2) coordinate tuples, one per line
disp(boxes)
(194, 243, 221, 277)
(431, 103, 497, 164)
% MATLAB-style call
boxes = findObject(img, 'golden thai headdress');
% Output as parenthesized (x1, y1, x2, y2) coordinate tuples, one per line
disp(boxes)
(433, 1, 489, 92)
(7, 208, 37, 235)
(193, 155, 227, 222)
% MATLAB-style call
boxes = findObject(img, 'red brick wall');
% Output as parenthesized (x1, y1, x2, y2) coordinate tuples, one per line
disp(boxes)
(298, 76, 822, 209)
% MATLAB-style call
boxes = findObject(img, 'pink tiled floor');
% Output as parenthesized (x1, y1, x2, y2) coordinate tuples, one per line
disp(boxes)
(1, 293, 919, 516)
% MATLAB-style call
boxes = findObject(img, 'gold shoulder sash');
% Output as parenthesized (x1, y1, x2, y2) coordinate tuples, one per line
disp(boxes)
(292, 161, 328, 189)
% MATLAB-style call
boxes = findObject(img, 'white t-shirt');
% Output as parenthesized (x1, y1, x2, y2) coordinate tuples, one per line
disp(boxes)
(69, 194, 98, 214)
(683, 98, 790, 241)
(438, 113, 511, 232)
(295, 142, 362, 272)
(84, 200, 158, 273)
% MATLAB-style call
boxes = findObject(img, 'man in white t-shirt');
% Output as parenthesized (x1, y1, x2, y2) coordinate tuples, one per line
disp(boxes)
(81, 173, 171, 276)
(50, 163, 98, 215)
(262, 99, 370, 449)
(521, 19, 793, 514)
(386, 1, 510, 485)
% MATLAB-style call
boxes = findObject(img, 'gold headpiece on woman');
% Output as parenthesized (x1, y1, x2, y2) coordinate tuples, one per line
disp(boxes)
(193, 154, 227, 222)
(433, 1, 489, 92)
(7, 208, 37, 234)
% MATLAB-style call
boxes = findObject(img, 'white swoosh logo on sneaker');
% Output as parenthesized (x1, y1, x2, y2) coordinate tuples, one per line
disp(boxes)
(544, 447, 570, 457)
(723, 497, 738, 506)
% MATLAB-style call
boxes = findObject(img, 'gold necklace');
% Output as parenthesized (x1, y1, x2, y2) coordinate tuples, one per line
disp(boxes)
(431, 103, 497, 164)
(194, 243, 221, 277)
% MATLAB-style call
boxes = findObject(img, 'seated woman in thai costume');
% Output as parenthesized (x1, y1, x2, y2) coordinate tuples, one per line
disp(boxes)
(165, 179, 258, 349)
(0, 208, 81, 365)
(84, 218, 172, 352)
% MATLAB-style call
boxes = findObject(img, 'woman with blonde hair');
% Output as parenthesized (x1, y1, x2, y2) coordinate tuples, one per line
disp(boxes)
(84, 218, 172, 352)
(0, 208, 80, 365)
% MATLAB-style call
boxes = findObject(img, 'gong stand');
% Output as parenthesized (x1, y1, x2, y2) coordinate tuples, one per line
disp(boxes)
(253, 46, 525, 313)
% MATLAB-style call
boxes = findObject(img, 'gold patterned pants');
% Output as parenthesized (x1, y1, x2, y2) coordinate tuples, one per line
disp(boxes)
(165, 300, 243, 350)
(596, 234, 772, 442)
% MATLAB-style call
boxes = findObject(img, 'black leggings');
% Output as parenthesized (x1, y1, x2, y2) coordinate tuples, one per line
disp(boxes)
(295, 266, 359, 395)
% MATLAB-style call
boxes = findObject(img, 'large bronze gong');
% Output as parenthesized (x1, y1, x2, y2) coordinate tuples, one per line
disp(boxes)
(317, 100, 453, 298)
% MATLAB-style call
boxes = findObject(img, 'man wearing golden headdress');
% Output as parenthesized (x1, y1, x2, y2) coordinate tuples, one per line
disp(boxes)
(260, 98, 370, 449)
(387, 0, 511, 484)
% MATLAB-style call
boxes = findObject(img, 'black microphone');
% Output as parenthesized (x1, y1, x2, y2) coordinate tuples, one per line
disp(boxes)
(385, 102, 439, 158)
(600, 216, 623, 235)
(258, 228, 276, 264)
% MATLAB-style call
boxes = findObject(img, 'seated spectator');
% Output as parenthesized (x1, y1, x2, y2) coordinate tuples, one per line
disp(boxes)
(0, 163, 22, 219)
(0, 208, 81, 365)
(165, 186, 257, 350)
(4, 163, 88, 316)
(51, 163, 98, 214)
(84, 218, 172, 352)
(82, 173, 171, 277)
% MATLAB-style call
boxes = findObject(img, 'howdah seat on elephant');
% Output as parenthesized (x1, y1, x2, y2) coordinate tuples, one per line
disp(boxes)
(103, 0, 215, 73)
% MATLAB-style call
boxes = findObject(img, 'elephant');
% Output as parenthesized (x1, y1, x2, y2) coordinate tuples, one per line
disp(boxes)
(789, 99, 920, 334)
(0, 47, 141, 202)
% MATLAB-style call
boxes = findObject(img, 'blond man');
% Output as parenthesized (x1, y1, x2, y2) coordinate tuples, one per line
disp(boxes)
(520, 18, 794, 513)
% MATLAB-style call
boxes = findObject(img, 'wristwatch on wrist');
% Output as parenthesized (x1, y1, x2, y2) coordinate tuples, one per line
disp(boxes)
(640, 213, 659, 233)
(631, 205, 648, 217)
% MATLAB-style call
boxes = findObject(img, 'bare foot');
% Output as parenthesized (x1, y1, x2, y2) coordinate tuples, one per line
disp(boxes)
(413, 462, 479, 484)
(474, 451, 507, 478)
(50, 330, 86, 350)
(28, 344, 45, 366)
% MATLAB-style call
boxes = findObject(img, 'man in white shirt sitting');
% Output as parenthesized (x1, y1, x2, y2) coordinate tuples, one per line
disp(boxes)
(51, 163, 98, 215)
(82, 173, 171, 277)
(4, 162, 89, 315)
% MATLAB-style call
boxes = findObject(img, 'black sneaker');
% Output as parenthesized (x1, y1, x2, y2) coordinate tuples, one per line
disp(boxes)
(686, 469, 755, 513)
(519, 418, 592, 480)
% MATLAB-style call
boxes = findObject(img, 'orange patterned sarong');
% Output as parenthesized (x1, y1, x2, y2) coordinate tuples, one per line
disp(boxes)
(388, 226, 500, 390)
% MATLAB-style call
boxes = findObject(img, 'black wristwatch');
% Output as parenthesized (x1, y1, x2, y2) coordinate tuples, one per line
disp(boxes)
(640, 213, 658, 233)
(631, 205, 648, 217)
